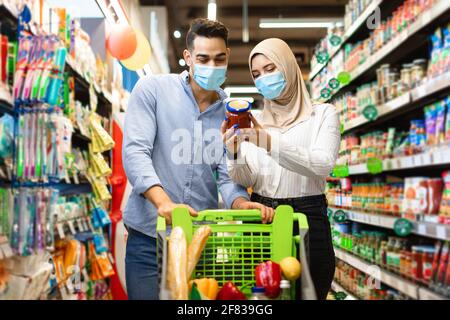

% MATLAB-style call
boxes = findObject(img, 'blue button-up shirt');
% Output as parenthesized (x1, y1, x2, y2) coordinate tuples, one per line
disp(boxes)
(122, 71, 249, 238)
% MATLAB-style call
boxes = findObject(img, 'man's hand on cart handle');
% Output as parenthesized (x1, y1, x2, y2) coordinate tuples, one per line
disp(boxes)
(144, 185, 198, 225)
(157, 202, 198, 225)
(232, 197, 275, 224)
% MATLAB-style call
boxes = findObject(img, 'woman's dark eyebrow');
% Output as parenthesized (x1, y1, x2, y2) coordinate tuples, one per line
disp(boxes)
(263, 63, 275, 69)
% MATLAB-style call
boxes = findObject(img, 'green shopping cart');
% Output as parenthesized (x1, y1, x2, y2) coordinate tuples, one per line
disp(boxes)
(157, 205, 317, 300)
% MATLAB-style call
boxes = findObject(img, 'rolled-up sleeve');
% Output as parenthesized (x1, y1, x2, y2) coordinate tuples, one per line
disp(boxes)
(122, 77, 161, 196)
(217, 159, 249, 208)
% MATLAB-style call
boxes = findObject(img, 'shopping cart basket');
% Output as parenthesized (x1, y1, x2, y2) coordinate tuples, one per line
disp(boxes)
(157, 205, 317, 300)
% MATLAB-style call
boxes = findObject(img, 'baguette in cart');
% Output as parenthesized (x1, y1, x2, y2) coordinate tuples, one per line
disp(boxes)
(157, 205, 317, 300)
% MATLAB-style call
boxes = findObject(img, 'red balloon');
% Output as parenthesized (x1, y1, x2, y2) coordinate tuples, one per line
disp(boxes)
(107, 24, 137, 60)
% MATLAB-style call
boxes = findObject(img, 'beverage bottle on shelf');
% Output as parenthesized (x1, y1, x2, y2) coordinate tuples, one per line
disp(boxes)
(278, 280, 291, 300)
(380, 240, 388, 267)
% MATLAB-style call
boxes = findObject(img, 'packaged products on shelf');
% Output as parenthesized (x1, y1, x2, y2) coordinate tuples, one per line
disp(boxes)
(333, 221, 449, 296)
(335, 260, 409, 300)
(327, 173, 447, 223)
(14, 108, 73, 183)
(311, 0, 444, 101)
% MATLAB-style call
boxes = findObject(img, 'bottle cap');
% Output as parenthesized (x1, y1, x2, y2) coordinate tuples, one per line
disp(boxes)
(251, 286, 265, 293)
(280, 280, 291, 289)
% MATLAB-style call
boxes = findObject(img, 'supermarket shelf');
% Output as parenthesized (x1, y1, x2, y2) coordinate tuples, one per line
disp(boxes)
(334, 248, 448, 300)
(343, 72, 450, 133)
(330, 207, 450, 241)
(72, 129, 92, 148)
(66, 57, 112, 106)
(326, 0, 450, 102)
(331, 281, 359, 300)
(309, 0, 384, 80)
(411, 71, 450, 102)
(347, 147, 450, 175)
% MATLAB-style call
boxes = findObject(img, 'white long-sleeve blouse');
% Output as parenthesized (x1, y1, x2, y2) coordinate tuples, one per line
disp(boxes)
(227, 103, 341, 198)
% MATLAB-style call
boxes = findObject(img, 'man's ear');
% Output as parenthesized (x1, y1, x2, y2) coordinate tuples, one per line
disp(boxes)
(183, 49, 192, 67)
(226, 47, 231, 57)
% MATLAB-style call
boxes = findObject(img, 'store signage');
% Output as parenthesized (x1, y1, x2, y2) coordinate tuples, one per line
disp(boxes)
(362, 105, 378, 121)
(333, 210, 348, 223)
(333, 164, 349, 178)
(321, 88, 332, 99)
(329, 35, 342, 47)
(366, 157, 383, 174)
(337, 71, 351, 85)
(394, 218, 414, 237)
(329, 78, 340, 89)
(316, 51, 329, 64)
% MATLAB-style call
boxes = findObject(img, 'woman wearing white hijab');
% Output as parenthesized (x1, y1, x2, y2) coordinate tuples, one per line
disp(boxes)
(222, 38, 341, 300)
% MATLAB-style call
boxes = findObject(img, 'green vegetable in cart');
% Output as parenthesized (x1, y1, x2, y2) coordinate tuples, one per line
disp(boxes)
(216, 282, 247, 300)
(255, 261, 282, 298)
(280, 257, 301, 281)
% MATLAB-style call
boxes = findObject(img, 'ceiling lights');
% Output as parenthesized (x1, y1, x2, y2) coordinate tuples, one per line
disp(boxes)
(259, 18, 342, 29)
(208, 0, 217, 21)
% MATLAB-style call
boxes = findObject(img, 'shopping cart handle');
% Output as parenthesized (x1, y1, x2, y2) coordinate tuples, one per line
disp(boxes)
(194, 209, 262, 222)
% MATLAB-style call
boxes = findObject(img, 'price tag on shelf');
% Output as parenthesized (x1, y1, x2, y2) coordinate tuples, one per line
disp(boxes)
(417, 224, 427, 236)
(436, 226, 446, 240)
(441, 149, 450, 165)
(56, 223, 65, 239)
(421, 153, 432, 166)
(401, 156, 414, 168)
(67, 221, 76, 235)
(413, 155, 423, 167)
(433, 148, 443, 163)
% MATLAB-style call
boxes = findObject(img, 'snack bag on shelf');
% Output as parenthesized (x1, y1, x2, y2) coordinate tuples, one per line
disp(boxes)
(435, 101, 446, 145)
(424, 105, 437, 146)
(439, 171, 450, 225)
(445, 97, 450, 142)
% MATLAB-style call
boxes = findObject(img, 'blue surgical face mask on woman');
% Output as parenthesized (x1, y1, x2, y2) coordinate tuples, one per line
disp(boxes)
(255, 71, 286, 100)
(193, 64, 227, 91)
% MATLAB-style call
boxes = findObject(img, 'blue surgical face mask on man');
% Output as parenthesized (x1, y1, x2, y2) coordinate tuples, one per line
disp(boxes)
(255, 71, 286, 100)
(192, 64, 227, 91)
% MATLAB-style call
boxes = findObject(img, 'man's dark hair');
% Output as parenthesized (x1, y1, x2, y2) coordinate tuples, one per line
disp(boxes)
(186, 18, 229, 50)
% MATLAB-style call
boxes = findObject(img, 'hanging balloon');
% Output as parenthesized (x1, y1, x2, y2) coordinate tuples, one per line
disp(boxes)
(108, 24, 137, 60)
(120, 30, 152, 71)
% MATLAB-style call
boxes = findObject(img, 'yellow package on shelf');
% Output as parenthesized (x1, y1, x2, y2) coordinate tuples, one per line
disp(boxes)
(90, 128, 103, 154)
(91, 153, 112, 178)
(89, 114, 115, 152)
(93, 178, 112, 202)
(86, 167, 111, 202)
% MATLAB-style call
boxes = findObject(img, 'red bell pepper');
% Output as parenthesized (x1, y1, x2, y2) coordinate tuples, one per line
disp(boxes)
(255, 261, 282, 298)
(216, 282, 247, 300)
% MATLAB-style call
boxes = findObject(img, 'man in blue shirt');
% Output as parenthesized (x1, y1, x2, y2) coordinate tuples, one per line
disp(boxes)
(122, 18, 274, 300)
